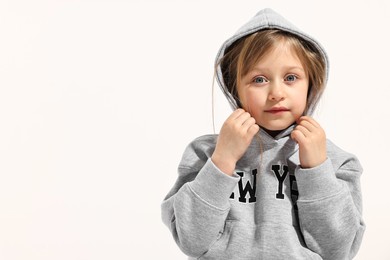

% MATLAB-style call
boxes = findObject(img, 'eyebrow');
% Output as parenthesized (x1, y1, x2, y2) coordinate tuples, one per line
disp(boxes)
(284, 66, 305, 71)
(249, 66, 305, 73)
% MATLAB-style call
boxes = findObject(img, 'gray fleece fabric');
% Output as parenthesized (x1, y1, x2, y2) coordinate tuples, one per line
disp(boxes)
(161, 8, 365, 260)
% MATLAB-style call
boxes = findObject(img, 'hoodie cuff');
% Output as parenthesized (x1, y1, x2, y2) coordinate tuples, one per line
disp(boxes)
(295, 158, 343, 201)
(189, 158, 240, 210)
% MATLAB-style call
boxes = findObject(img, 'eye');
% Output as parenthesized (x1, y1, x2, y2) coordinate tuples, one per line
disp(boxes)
(285, 74, 298, 82)
(253, 76, 268, 84)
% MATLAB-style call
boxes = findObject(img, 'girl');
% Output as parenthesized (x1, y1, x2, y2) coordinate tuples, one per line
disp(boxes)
(161, 8, 365, 260)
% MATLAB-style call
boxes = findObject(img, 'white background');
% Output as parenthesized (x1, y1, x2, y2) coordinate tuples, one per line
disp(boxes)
(0, 0, 389, 259)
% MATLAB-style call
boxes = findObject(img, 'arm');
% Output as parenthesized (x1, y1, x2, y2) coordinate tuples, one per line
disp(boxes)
(161, 109, 258, 257)
(295, 155, 365, 260)
(291, 116, 364, 259)
(161, 158, 239, 257)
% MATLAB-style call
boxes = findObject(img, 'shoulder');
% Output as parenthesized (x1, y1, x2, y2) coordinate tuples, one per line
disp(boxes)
(326, 139, 363, 172)
(179, 134, 218, 170)
(188, 134, 218, 150)
(326, 139, 357, 160)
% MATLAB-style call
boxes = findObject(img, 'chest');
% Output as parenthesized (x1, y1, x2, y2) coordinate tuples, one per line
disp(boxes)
(228, 151, 300, 225)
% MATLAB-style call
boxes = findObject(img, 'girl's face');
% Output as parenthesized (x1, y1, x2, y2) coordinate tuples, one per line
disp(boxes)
(237, 41, 309, 135)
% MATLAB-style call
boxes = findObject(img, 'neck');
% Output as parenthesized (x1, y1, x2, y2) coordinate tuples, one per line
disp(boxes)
(263, 129, 283, 138)
(261, 123, 296, 138)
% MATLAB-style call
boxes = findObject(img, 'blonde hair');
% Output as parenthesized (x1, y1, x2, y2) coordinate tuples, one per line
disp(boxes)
(218, 29, 327, 115)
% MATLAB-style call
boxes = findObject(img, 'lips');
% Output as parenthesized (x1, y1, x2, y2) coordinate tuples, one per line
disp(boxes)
(265, 107, 290, 114)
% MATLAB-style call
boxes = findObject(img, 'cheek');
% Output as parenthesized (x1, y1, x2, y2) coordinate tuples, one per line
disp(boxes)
(244, 96, 267, 119)
(300, 94, 308, 107)
(294, 89, 309, 112)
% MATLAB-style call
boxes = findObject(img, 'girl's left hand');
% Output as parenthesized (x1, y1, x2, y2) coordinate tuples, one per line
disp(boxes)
(291, 116, 327, 169)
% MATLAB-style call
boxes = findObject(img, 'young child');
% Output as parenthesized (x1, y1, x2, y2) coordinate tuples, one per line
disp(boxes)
(161, 8, 365, 260)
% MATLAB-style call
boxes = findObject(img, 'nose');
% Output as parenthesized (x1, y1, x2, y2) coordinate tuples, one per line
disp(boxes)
(268, 82, 285, 101)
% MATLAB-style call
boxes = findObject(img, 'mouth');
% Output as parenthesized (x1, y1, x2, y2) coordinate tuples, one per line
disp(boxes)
(264, 107, 290, 114)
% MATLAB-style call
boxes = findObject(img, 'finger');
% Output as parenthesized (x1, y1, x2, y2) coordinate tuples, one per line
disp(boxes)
(235, 111, 252, 126)
(291, 129, 305, 143)
(242, 116, 257, 131)
(225, 109, 247, 125)
(248, 124, 260, 137)
(294, 124, 311, 137)
(229, 108, 246, 120)
(299, 116, 321, 129)
(298, 119, 317, 133)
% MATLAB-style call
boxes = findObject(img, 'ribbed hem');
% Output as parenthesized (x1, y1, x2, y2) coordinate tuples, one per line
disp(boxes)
(189, 159, 240, 210)
(295, 158, 343, 201)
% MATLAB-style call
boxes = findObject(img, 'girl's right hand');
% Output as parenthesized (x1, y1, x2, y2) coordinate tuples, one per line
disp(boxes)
(211, 109, 260, 176)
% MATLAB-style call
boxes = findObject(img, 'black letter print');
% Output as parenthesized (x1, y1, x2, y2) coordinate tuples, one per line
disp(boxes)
(271, 165, 289, 199)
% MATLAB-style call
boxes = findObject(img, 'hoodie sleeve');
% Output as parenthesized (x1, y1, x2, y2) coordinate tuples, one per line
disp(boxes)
(294, 145, 365, 260)
(161, 138, 239, 258)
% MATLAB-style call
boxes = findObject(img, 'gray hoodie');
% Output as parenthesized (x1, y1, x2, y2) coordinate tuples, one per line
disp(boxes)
(161, 8, 365, 260)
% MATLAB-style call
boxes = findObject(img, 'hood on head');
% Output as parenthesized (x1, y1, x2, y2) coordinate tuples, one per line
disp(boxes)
(215, 8, 329, 112)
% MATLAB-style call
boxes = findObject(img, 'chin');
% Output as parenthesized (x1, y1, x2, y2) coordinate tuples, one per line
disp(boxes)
(259, 120, 296, 131)
(261, 124, 290, 132)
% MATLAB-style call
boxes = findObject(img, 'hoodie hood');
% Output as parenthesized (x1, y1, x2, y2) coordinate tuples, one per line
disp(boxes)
(215, 8, 329, 111)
